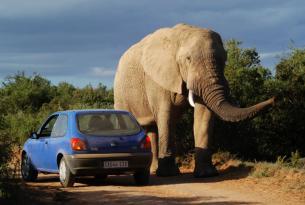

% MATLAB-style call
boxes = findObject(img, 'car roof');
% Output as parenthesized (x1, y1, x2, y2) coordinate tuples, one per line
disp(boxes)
(53, 109, 131, 115)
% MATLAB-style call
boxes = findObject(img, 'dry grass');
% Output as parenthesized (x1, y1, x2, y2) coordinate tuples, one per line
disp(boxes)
(179, 150, 305, 195)
(250, 161, 305, 192)
(177, 153, 195, 171)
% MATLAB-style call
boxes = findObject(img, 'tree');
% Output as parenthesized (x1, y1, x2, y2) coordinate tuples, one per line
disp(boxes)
(214, 42, 305, 160)
(0, 72, 55, 113)
(267, 48, 305, 157)
(209, 40, 272, 159)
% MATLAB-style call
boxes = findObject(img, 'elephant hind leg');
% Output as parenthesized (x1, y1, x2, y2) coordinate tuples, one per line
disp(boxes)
(145, 126, 158, 173)
(155, 109, 180, 177)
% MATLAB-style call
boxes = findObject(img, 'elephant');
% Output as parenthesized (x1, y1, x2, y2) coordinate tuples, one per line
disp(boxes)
(114, 24, 275, 177)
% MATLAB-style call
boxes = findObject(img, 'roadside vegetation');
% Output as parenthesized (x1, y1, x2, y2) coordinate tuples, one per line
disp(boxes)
(0, 118, 21, 202)
(0, 74, 114, 203)
(1, 40, 305, 202)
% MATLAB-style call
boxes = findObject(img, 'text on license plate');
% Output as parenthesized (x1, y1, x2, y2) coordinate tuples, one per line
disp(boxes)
(103, 161, 128, 168)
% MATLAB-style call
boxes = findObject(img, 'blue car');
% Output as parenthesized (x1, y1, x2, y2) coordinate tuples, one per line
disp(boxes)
(21, 109, 152, 187)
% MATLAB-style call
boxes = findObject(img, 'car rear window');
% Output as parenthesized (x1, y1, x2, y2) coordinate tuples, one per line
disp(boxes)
(77, 112, 141, 136)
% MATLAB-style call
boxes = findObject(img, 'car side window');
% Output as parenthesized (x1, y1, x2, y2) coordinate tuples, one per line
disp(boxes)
(51, 115, 68, 137)
(39, 115, 59, 137)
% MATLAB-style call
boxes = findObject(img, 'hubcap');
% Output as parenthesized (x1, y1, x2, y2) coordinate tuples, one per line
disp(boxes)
(59, 160, 67, 183)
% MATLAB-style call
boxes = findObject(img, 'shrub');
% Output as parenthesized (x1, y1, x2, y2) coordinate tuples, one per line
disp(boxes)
(0, 117, 21, 201)
(276, 151, 305, 169)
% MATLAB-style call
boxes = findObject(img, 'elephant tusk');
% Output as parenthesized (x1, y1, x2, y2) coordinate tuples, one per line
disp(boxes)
(188, 90, 195, 107)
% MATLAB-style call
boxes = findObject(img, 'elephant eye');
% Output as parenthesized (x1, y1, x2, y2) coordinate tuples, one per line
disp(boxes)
(186, 56, 191, 62)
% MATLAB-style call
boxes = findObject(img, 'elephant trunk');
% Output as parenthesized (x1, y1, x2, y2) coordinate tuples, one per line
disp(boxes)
(188, 60, 275, 122)
(209, 95, 275, 122)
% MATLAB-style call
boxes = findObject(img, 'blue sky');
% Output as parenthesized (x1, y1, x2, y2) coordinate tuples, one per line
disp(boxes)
(0, 0, 304, 88)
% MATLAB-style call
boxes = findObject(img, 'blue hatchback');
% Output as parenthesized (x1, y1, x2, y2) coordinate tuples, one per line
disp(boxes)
(21, 109, 152, 187)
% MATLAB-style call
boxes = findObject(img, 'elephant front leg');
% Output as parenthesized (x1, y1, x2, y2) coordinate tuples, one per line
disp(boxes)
(156, 110, 180, 177)
(193, 103, 218, 178)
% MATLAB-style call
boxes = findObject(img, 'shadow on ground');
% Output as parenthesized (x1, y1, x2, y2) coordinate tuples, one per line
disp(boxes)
(32, 164, 252, 187)
(15, 165, 256, 205)
(66, 189, 260, 205)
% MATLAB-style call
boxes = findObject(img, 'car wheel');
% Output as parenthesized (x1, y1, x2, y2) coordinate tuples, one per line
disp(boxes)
(59, 158, 75, 187)
(134, 168, 150, 186)
(21, 153, 38, 182)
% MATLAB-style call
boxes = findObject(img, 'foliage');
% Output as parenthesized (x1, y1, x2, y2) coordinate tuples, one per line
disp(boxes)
(176, 107, 194, 156)
(0, 71, 56, 114)
(276, 151, 305, 169)
(211, 40, 305, 161)
(0, 73, 114, 144)
(0, 72, 113, 201)
(0, 114, 21, 201)
(251, 151, 305, 179)
(252, 48, 305, 159)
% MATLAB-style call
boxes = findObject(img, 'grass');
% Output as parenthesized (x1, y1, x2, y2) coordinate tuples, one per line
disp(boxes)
(251, 151, 305, 178)
(212, 150, 305, 194)
(178, 150, 305, 194)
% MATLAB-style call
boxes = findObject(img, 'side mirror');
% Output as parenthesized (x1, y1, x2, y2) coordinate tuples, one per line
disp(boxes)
(31, 132, 39, 139)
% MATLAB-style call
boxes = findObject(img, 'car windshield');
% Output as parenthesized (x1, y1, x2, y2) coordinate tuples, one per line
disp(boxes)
(77, 112, 141, 136)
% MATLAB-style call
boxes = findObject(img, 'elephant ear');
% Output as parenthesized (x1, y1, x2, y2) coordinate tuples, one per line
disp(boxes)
(141, 29, 183, 94)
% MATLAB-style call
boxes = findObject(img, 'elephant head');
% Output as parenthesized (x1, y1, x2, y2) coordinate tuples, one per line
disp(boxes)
(141, 24, 274, 122)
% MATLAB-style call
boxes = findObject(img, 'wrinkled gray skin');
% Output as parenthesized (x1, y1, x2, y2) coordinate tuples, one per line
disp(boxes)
(114, 24, 275, 177)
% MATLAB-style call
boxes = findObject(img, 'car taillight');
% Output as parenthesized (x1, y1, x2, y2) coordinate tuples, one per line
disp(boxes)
(71, 138, 87, 151)
(140, 135, 151, 150)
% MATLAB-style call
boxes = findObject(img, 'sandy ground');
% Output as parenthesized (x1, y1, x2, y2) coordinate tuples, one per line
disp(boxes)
(25, 168, 305, 205)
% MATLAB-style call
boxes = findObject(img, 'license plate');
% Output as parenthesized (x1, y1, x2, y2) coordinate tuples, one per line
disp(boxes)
(103, 161, 128, 168)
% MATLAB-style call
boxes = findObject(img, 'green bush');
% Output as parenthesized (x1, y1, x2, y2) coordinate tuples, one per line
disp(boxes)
(0, 73, 114, 145)
(0, 115, 20, 200)
(212, 41, 305, 161)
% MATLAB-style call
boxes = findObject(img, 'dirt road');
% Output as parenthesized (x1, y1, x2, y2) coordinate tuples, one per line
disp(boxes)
(26, 169, 305, 205)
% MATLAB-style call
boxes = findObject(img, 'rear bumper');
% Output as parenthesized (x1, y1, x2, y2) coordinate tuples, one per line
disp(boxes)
(64, 152, 152, 176)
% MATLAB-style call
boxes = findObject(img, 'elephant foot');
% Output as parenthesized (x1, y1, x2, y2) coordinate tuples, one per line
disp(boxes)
(193, 148, 219, 178)
(156, 157, 180, 177)
(194, 164, 219, 178)
(150, 159, 158, 174)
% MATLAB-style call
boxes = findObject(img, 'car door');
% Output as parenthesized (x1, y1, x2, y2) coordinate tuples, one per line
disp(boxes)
(35, 115, 59, 171)
(27, 135, 44, 170)
(44, 114, 69, 171)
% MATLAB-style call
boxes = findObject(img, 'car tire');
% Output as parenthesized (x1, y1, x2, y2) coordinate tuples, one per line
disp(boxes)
(134, 168, 150, 186)
(59, 157, 75, 187)
(21, 153, 38, 182)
